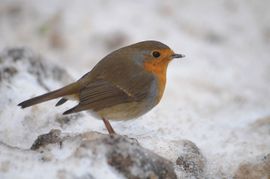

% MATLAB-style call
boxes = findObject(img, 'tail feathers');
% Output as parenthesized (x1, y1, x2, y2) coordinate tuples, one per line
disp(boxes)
(18, 82, 79, 108)
(63, 105, 78, 115)
(55, 98, 68, 106)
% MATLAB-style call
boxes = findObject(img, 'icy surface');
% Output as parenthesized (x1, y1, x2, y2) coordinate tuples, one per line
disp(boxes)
(0, 0, 270, 178)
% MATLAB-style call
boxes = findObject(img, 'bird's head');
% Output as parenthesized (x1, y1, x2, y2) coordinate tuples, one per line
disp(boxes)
(126, 40, 185, 75)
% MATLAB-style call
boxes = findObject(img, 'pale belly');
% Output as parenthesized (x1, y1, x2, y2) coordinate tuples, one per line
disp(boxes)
(96, 100, 156, 121)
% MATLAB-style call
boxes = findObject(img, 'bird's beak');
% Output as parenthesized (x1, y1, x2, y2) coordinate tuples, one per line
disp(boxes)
(171, 53, 185, 59)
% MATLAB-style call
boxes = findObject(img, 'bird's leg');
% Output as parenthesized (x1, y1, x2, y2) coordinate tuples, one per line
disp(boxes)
(102, 117, 116, 135)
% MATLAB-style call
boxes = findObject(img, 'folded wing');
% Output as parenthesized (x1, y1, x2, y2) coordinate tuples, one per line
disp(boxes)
(63, 79, 137, 115)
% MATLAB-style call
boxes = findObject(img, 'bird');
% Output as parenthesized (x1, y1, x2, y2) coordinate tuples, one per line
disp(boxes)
(18, 40, 185, 134)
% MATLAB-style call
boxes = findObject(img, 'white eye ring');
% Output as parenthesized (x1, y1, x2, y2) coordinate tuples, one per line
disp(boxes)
(152, 51, 160, 58)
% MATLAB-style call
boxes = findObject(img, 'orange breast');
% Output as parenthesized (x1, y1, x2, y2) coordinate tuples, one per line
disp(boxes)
(144, 58, 169, 102)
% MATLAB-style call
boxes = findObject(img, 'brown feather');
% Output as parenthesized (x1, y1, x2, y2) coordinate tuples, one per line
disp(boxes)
(55, 98, 68, 106)
(18, 82, 80, 108)
(63, 80, 134, 114)
(63, 62, 156, 116)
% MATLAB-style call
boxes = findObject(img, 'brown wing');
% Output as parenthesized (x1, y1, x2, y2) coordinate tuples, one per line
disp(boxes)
(63, 79, 137, 114)
(63, 49, 156, 115)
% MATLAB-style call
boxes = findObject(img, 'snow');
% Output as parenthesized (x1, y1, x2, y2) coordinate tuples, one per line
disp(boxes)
(0, 0, 270, 178)
(0, 138, 124, 179)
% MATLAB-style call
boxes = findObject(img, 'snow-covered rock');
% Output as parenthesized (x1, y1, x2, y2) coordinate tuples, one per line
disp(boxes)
(234, 154, 270, 179)
(175, 140, 206, 178)
(0, 128, 177, 179)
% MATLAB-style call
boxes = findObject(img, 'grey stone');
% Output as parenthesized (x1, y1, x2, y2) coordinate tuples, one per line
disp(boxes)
(31, 129, 62, 150)
(175, 140, 206, 178)
(234, 154, 270, 179)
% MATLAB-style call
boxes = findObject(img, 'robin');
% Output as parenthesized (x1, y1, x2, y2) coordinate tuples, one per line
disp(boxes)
(18, 40, 185, 134)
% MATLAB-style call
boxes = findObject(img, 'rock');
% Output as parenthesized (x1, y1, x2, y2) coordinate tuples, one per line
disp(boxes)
(31, 129, 62, 150)
(234, 154, 270, 179)
(29, 131, 177, 179)
(249, 115, 270, 135)
(100, 135, 176, 179)
(175, 140, 206, 178)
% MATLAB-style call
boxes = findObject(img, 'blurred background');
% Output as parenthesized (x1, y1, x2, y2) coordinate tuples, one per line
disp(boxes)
(0, 0, 269, 177)
(1, 0, 269, 73)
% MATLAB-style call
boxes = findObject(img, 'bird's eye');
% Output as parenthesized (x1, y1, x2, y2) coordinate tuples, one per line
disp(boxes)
(152, 51, 160, 58)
